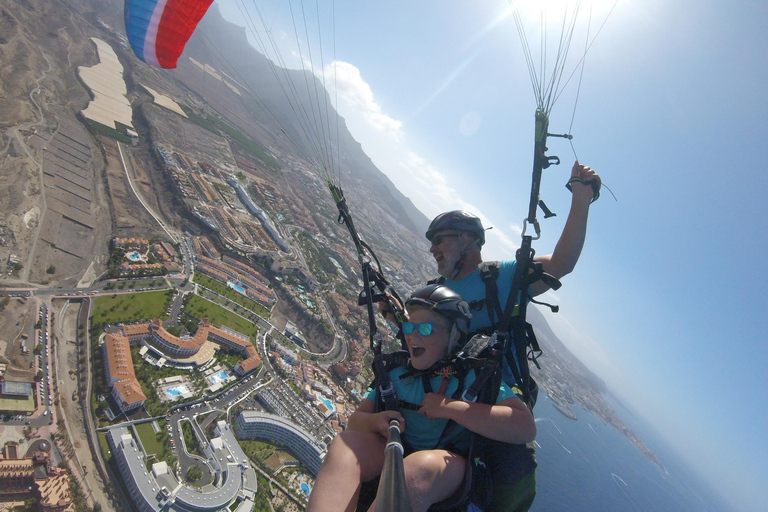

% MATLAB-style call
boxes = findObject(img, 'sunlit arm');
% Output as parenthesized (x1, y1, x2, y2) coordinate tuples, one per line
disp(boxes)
(531, 161, 598, 297)
(347, 398, 405, 437)
(419, 394, 536, 445)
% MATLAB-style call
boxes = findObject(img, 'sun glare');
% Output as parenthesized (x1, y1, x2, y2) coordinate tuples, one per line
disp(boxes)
(509, 0, 621, 17)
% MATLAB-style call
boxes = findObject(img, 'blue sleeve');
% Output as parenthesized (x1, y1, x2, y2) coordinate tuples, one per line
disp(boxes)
(495, 380, 523, 404)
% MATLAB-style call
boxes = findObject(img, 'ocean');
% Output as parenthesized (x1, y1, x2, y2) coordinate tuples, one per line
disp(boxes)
(531, 392, 734, 512)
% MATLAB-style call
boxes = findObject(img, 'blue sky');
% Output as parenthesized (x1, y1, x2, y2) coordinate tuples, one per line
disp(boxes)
(213, 1, 767, 510)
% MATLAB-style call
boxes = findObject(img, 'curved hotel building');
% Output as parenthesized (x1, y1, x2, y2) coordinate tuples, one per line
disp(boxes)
(103, 319, 262, 412)
(235, 410, 326, 476)
(108, 421, 257, 512)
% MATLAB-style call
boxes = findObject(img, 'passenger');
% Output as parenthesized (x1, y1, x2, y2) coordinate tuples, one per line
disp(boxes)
(380, 161, 601, 510)
(307, 285, 536, 512)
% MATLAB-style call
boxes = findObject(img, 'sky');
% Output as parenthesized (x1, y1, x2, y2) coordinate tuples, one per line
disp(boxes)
(212, 1, 768, 510)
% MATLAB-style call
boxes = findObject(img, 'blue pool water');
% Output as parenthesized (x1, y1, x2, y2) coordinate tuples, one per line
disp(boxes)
(210, 371, 228, 384)
(228, 281, 246, 294)
(165, 385, 189, 397)
(301, 483, 310, 496)
(317, 394, 335, 412)
(127, 251, 142, 261)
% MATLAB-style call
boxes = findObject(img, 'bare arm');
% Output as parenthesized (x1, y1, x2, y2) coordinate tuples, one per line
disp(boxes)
(347, 398, 405, 437)
(418, 394, 536, 445)
(530, 161, 600, 297)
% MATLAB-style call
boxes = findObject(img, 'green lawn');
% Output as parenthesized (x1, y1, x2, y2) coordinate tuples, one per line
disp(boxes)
(135, 421, 164, 456)
(92, 290, 173, 327)
(194, 272, 270, 317)
(0, 394, 35, 412)
(184, 295, 259, 340)
(97, 431, 113, 464)
(181, 419, 203, 457)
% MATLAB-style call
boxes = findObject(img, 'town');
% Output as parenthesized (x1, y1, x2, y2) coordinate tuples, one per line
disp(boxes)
(0, 3, 663, 511)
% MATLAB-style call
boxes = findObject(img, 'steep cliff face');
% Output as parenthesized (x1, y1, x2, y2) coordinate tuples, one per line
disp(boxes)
(178, 4, 429, 238)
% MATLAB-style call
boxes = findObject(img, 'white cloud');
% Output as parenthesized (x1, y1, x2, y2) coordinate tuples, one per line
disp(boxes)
(324, 61, 403, 140)
(316, 60, 522, 262)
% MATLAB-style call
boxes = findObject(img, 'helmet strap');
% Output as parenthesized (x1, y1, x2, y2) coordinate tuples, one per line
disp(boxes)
(450, 251, 466, 279)
(448, 324, 460, 352)
(450, 238, 476, 279)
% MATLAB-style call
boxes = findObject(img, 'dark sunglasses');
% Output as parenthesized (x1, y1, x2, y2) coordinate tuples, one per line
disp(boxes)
(402, 322, 444, 336)
(430, 233, 461, 246)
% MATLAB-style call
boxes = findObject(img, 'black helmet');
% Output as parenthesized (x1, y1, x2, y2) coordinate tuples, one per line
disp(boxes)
(425, 210, 485, 246)
(405, 284, 471, 334)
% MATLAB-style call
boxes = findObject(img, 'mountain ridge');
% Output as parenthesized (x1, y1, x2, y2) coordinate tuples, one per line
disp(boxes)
(180, 3, 431, 238)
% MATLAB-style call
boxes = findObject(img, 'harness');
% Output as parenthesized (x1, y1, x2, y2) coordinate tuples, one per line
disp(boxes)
(368, 335, 503, 512)
(428, 261, 557, 409)
(372, 335, 495, 415)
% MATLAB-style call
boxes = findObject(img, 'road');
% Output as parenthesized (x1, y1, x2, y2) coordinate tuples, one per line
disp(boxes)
(117, 142, 178, 244)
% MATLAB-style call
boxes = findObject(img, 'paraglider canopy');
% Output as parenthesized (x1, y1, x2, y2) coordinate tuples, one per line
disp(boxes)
(124, 0, 215, 69)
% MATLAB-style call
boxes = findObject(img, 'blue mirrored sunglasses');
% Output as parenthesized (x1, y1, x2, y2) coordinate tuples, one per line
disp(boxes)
(402, 322, 439, 336)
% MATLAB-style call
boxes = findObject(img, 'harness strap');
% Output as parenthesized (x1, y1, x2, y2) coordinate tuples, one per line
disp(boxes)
(461, 356, 499, 403)
(525, 322, 543, 369)
(394, 400, 421, 411)
(372, 353, 397, 412)
(479, 262, 503, 327)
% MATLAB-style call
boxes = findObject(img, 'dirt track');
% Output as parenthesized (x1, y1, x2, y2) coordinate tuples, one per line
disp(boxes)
(53, 298, 120, 511)
(0, 297, 36, 378)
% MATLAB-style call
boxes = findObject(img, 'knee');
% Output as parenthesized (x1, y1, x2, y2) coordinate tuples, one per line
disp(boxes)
(404, 450, 465, 496)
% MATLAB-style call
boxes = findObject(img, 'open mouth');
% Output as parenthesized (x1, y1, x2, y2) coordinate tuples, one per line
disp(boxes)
(411, 346, 426, 357)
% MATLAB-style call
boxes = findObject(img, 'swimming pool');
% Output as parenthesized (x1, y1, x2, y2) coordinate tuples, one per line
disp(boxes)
(165, 385, 190, 397)
(317, 394, 335, 412)
(126, 251, 142, 261)
(301, 483, 310, 496)
(227, 281, 246, 294)
(209, 371, 229, 384)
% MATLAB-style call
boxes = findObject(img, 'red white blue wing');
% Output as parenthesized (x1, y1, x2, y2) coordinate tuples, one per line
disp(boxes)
(124, 0, 214, 69)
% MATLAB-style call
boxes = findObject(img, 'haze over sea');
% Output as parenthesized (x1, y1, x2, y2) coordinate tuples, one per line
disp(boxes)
(532, 392, 733, 512)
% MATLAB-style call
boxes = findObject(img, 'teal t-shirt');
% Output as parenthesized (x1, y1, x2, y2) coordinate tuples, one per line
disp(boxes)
(366, 365, 519, 454)
(443, 260, 527, 387)
(443, 260, 517, 334)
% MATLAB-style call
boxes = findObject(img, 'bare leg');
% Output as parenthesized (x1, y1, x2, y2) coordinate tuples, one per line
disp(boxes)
(308, 431, 387, 512)
(367, 450, 467, 512)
